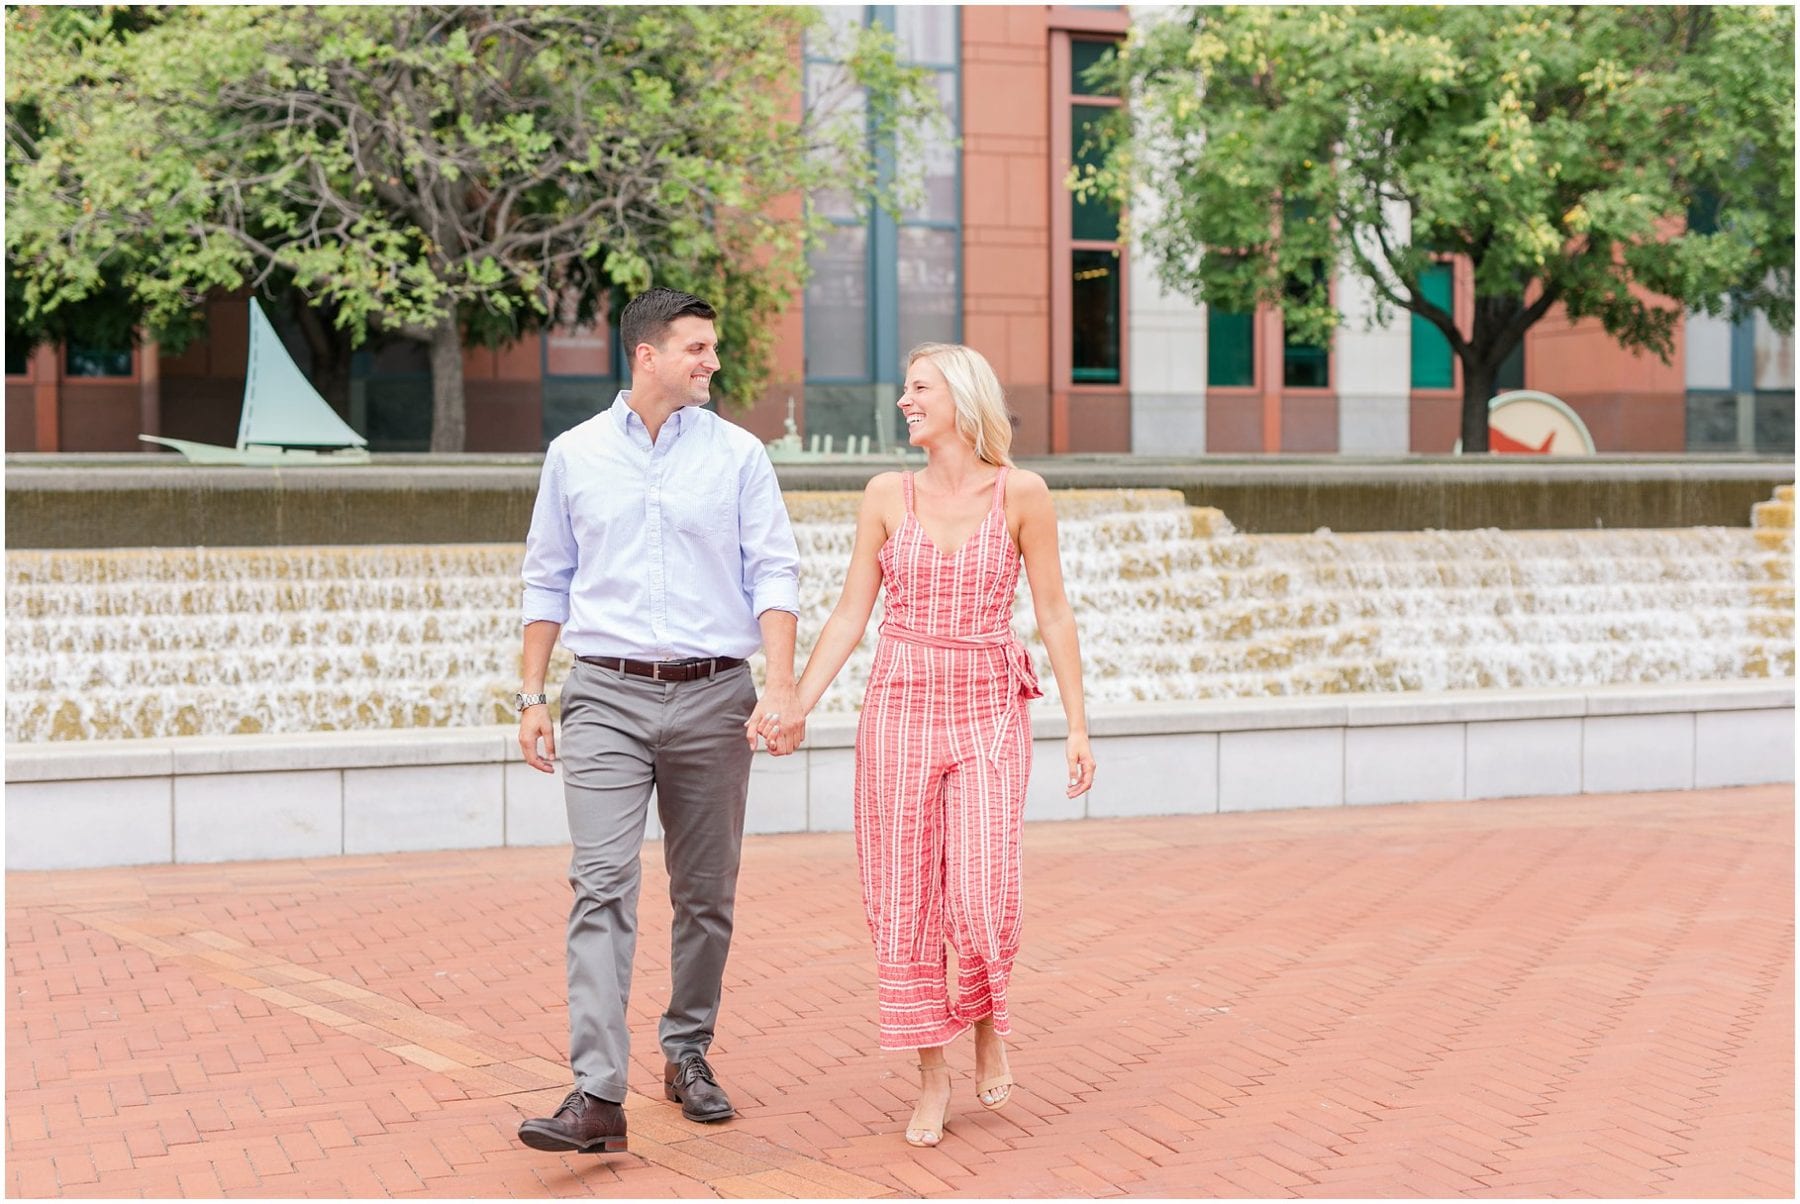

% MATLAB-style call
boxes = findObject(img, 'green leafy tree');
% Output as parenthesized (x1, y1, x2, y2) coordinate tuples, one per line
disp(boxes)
(5, 10, 206, 361)
(1088, 5, 1794, 452)
(8, 5, 936, 450)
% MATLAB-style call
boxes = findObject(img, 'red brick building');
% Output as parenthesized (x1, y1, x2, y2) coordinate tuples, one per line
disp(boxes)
(8, 6, 1791, 457)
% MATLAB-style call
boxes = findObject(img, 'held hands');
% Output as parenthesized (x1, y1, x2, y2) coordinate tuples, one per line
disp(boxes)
(1066, 731, 1096, 798)
(519, 705, 556, 773)
(758, 711, 807, 756)
(746, 683, 807, 756)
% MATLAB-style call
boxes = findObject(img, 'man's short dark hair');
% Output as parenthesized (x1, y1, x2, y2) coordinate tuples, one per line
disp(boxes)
(619, 288, 716, 365)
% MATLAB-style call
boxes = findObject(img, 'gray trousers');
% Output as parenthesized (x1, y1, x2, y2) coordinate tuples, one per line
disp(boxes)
(558, 659, 756, 1103)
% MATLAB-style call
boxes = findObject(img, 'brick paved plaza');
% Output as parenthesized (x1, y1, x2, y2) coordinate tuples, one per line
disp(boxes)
(6, 785, 1793, 1198)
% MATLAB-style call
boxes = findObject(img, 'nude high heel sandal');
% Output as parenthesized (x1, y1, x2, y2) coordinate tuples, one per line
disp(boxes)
(974, 1023, 1014, 1111)
(905, 1063, 952, 1148)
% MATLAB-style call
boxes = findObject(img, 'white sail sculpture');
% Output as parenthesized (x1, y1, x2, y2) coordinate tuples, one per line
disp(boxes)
(140, 299, 371, 465)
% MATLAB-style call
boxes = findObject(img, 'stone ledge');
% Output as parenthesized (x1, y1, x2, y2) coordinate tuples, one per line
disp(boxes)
(8, 456, 1790, 545)
(8, 681, 1789, 783)
(6, 726, 512, 781)
(7, 683, 1792, 870)
(3, 743, 175, 783)
(763, 682, 1797, 749)
(1579, 680, 1796, 716)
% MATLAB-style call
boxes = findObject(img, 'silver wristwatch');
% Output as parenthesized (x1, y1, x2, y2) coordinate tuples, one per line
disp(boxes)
(514, 692, 548, 713)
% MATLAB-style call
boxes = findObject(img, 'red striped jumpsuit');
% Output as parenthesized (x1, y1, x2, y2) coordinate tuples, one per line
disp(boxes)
(853, 467, 1042, 1050)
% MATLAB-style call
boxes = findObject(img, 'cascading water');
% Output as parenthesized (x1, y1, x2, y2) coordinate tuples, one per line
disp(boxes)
(7, 489, 1792, 742)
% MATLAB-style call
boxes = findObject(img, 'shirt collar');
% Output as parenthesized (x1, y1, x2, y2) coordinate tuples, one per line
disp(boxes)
(611, 390, 695, 441)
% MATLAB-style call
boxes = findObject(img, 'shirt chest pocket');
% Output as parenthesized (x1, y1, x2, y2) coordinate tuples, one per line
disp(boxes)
(665, 478, 737, 542)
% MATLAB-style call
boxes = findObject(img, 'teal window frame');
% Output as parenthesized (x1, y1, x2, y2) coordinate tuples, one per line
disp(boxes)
(1410, 261, 1456, 390)
(1207, 309, 1256, 388)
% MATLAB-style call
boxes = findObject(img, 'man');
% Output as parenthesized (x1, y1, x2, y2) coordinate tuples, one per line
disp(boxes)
(514, 287, 803, 1155)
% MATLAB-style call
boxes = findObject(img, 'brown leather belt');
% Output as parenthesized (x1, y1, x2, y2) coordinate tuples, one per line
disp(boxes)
(578, 655, 745, 682)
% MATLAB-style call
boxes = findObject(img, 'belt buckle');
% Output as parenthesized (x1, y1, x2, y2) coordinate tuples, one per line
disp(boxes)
(651, 661, 665, 682)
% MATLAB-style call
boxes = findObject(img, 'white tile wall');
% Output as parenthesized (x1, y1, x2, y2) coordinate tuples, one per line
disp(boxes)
(1088, 733, 1218, 818)
(746, 752, 808, 836)
(1337, 394, 1413, 454)
(1131, 394, 1208, 456)
(1582, 713, 1696, 794)
(807, 747, 857, 832)
(342, 764, 505, 854)
(1219, 728, 1345, 811)
(1024, 736, 1088, 822)
(1694, 709, 1796, 787)
(1465, 718, 1583, 799)
(1345, 724, 1465, 806)
(174, 770, 341, 863)
(7, 777, 172, 870)
(5, 687, 1789, 869)
(504, 762, 570, 847)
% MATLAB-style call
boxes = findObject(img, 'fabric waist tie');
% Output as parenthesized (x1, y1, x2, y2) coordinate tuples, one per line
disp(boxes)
(879, 622, 1043, 762)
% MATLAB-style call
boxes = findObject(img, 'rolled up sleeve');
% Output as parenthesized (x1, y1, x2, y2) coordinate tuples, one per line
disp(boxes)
(738, 449, 800, 618)
(521, 446, 576, 626)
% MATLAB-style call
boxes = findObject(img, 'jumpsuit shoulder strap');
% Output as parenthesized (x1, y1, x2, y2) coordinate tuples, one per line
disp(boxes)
(991, 465, 1010, 519)
(902, 470, 916, 515)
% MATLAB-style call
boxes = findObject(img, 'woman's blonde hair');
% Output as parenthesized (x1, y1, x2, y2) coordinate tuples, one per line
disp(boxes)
(904, 342, 1014, 467)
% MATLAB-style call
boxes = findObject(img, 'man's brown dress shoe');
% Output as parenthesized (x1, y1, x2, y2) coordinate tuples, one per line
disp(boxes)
(517, 1089, 628, 1154)
(663, 1054, 734, 1122)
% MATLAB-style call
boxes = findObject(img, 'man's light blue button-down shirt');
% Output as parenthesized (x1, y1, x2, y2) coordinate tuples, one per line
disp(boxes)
(520, 392, 801, 660)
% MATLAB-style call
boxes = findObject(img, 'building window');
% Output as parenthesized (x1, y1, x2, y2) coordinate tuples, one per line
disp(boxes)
(1066, 35, 1123, 385)
(1410, 261, 1455, 389)
(804, 223, 870, 379)
(6, 335, 30, 377)
(65, 339, 131, 378)
(1070, 110, 1115, 242)
(1207, 310, 1255, 387)
(1282, 262, 1329, 388)
(898, 222, 957, 355)
(1072, 249, 1120, 383)
(804, 6, 961, 384)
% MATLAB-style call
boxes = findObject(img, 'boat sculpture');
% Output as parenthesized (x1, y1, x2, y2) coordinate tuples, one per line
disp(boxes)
(139, 299, 370, 465)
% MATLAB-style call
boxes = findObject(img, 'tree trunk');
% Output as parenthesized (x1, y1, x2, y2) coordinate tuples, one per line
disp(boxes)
(427, 316, 467, 453)
(1463, 293, 1522, 456)
(1460, 355, 1494, 454)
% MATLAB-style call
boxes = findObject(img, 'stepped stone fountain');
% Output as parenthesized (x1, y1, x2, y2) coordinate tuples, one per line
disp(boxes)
(8, 487, 1792, 744)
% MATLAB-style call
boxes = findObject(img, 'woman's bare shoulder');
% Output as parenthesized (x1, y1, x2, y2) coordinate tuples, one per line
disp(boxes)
(863, 471, 906, 500)
(1005, 466, 1051, 505)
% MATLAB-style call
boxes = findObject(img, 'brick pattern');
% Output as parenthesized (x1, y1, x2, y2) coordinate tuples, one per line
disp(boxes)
(7, 786, 1793, 1198)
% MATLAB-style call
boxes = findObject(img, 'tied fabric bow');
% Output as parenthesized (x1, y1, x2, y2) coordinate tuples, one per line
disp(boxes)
(879, 623, 1043, 763)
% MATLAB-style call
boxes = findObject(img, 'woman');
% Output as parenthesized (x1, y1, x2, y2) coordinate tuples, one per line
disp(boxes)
(763, 343, 1094, 1147)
